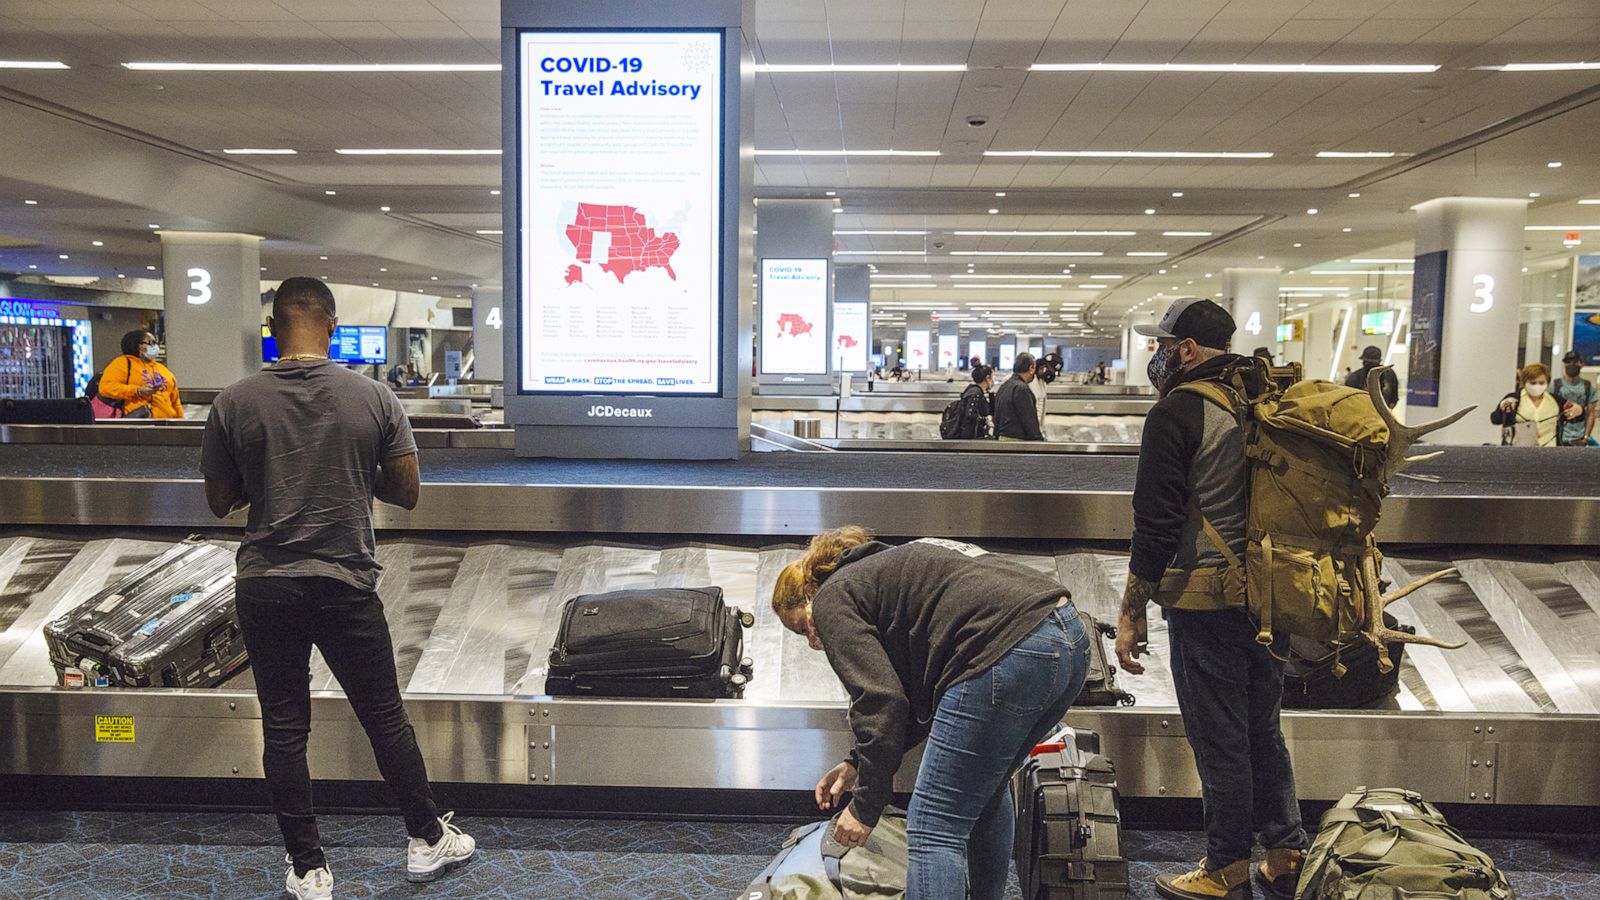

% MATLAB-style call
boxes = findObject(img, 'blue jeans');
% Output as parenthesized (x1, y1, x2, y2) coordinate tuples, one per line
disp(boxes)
(1168, 608, 1310, 868)
(905, 606, 1090, 900)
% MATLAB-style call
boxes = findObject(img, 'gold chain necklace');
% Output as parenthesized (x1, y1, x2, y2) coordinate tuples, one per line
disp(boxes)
(278, 353, 328, 363)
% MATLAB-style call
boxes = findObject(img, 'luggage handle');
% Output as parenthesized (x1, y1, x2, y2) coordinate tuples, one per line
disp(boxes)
(819, 816, 850, 891)
(203, 621, 239, 660)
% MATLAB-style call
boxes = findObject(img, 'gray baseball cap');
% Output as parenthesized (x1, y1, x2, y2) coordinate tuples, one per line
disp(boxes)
(1134, 297, 1236, 350)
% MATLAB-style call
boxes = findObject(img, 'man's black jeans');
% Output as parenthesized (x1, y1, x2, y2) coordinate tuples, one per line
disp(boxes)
(236, 576, 443, 876)
(1167, 608, 1310, 868)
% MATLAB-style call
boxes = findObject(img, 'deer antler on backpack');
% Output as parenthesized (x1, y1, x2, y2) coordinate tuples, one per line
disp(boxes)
(1365, 366, 1476, 480)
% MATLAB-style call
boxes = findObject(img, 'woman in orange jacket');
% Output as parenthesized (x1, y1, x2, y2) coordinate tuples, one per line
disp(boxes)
(97, 329, 183, 419)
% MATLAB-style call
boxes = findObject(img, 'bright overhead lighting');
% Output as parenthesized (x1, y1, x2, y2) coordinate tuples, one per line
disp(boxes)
(1348, 192, 1362, 198)
(475, 229, 504, 235)
(950, 251, 1104, 257)
(951, 274, 1074, 280)
(1144, 209, 1156, 215)
(1126, 251, 1168, 257)
(986, 149, 1272, 159)
(1163, 230, 1212, 236)
(324, 190, 337, 195)
(91, 241, 103, 247)
(124, 62, 500, 72)
(871, 273, 937, 279)
(1171, 191, 1184, 198)
(1349, 258, 1413, 264)
(223, 148, 297, 155)
(1308, 269, 1414, 275)
(1526, 225, 1600, 231)
(1548, 161, 1563, 168)
(755, 149, 940, 157)
(1530, 193, 1542, 199)
(1484, 62, 1600, 72)
(1089, 274, 1124, 280)
(23, 199, 38, 205)
(1316, 151, 1398, 158)
(754, 63, 966, 73)
(380, 205, 392, 212)
(835, 230, 929, 236)
(988, 208, 1000, 214)
(995, 192, 1007, 197)
(835, 250, 925, 256)
(148, 224, 159, 229)
(146, 265, 156, 271)
(952, 230, 1136, 237)
(58, 254, 68, 259)
(336, 148, 500, 155)
(1306, 208, 1319, 214)
(1580, 200, 1600, 204)
(871, 283, 939, 289)
(1030, 62, 1439, 74)
(0, 60, 70, 70)
(959, 284, 1065, 289)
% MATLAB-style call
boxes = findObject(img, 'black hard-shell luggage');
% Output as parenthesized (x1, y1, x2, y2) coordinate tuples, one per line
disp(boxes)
(1074, 611, 1135, 707)
(1281, 611, 1411, 709)
(544, 586, 754, 699)
(1014, 726, 1128, 899)
(44, 537, 247, 688)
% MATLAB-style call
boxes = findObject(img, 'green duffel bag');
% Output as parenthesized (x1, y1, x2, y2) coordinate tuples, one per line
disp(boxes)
(742, 813, 908, 899)
(1299, 787, 1514, 900)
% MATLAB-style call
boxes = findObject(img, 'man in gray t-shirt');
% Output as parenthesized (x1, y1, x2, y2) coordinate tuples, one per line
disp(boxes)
(201, 277, 475, 899)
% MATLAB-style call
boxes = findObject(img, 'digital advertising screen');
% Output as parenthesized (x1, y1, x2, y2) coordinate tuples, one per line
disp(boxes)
(517, 30, 723, 395)
(832, 301, 868, 371)
(905, 328, 931, 371)
(999, 342, 1016, 371)
(1573, 310, 1600, 365)
(969, 339, 987, 365)
(263, 325, 387, 365)
(937, 334, 958, 369)
(760, 259, 829, 375)
(1361, 310, 1396, 335)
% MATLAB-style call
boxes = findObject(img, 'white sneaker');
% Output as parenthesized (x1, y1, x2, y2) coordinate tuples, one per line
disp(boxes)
(284, 856, 333, 899)
(406, 811, 476, 883)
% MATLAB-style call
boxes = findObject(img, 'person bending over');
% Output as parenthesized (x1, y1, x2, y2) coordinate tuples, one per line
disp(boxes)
(773, 528, 1088, 900)
(201, 277, 476, 899)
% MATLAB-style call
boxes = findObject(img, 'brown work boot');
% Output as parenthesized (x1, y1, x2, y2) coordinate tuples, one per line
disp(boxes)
(1254, 848, 1304, 900)
(1155, 858, 1252, 900)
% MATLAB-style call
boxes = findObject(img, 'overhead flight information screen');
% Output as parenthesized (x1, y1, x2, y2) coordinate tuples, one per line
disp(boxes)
(517, 30, 724, 395)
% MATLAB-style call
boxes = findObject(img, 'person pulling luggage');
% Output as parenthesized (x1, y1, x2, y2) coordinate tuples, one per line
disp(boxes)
(772, 528, 1089, 900)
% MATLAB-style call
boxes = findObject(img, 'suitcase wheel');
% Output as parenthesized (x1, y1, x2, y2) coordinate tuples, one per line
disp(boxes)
(731, 672, 748, 688)
(738, 610, 755, 628)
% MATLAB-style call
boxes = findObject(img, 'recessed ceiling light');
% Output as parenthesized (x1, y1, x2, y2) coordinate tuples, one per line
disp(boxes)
(824, 191, 837, 197)
(1171, 191, 1184, 198)
(834, 230, 929, 236)
(754, 63, 966, 73)
(952, 230, 1134, 237)
(1090, 274, 1123, 280)
(1548, 161, 1563, 168)
(475, 229, 504, 235)
(1293, 242, 1303, 248)
(23, 199, 38, 205)
(148, 224, 159, 229)
(988, 208, 1000, 215)
(987, 149, 1272, 159)
(260, 267, 266, 271)
(117, 273, 125, 278)
(1483, 62, 1600, 72)
(1307, 208, 1319, 214)
(125, 61, 501, 72)
(1144, 208, 1156, 215)
(1349, 258, 1412, 264)
(380, 205, 392, 212)
(1258, 255, 1265, 260)
(1529, 193, 1540, 199)
(1163, 231, 1212, 237)
(1342, 227, 1353, 232)
(27, 264, 36, 269)
(146, 265, 156, 270)
(372, 282, 380, 287)
(490, 189, 501, 195)
(0, 60, 70, 69)
(91, 240, 103, 246)
(430, 276, 439, 280)
(380, 267, 388, 272)
(1348, 192, 1361, 198)
(950, 251, 1104, 257)
(1030, 62, 1439, 74)
(324, 190, 337, 195)
(337, 148, 501, 156)
(1316, 151, 1398, 158)
(1158, 268, 1168, 274)
(1127, 251, 1168, 257)
(756, 149, 940, 157)
(223, 148, 297, 155)
(995, 191, 1006, 197)
(832, 208, 844, 214)
(1580, 200, 1600, 205)
(58, 254, 68, 259)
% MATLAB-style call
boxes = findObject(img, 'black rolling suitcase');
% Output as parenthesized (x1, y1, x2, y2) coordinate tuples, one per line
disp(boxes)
(1281, 611, 1412, 709)
(44, 537, 247, 688)
(544, 586, 754, 699)
(1014, 726, 1128, 900)
(1074, 611, 1134, 707)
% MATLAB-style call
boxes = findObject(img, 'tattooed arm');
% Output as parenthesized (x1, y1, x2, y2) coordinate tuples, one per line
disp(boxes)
(1116, 573, 1157, 674)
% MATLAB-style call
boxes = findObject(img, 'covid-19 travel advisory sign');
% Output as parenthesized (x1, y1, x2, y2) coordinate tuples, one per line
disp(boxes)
(518, 31, 724, 395)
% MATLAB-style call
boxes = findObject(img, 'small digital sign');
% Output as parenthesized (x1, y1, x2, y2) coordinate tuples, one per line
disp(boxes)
(263, 325, 388, 365)
(1361, 310, 1396, 335)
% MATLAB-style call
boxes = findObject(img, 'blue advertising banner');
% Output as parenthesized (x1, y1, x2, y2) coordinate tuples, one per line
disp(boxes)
(1573, 310, 1600, 366)
(1407, 249, 1448, 407)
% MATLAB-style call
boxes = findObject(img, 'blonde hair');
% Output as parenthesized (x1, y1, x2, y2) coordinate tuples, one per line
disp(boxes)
(1521, 363, 1550, 384)
(772, 526, 873, 617)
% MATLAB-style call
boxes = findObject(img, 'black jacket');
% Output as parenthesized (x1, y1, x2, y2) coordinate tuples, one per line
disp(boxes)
(812, 539, 1067, 827)
(952, 383, 991, 439)
(1129, 355, 1254, 583)
(993, 376, 1044, 440)
(1345, 362, 1399, 407)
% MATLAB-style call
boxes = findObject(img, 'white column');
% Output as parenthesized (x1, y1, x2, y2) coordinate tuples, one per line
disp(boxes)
(158, 230, 263, 389)
(1222, 268, 1281, 354)
(1408, 197, 1528, 444)
(471, 285, 504, 382)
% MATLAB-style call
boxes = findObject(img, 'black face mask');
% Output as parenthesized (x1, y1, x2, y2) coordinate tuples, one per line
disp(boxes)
(1148, 346, 1184, 395)
(1567, 364, 1583, 378)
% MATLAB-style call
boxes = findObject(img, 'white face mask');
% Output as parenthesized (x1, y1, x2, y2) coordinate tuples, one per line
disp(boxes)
(1526, 382, 1547, 397)
(141, 343, 161, 360)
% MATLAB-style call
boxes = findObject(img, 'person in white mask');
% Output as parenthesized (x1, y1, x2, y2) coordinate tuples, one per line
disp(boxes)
(1490, 362, 1582, 447)
(96, 329, 184, 419)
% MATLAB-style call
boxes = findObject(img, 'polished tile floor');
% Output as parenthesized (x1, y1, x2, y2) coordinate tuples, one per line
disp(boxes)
(0, 810, 1596, 899)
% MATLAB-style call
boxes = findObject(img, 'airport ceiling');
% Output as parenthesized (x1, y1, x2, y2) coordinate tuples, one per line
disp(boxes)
(1, 0, 1599, 337)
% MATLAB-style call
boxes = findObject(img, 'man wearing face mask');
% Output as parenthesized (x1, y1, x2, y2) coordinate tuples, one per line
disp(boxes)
(1116, 298, 1308, 900)
(96, 329, 184, 419)
(1555, 351, 1596, 446)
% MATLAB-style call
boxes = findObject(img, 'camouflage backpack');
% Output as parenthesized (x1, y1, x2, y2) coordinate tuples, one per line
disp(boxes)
(1170, 363, 1471, 668)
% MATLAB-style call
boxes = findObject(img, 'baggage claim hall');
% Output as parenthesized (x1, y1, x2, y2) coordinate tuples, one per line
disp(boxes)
(0, 1, 1597, 898)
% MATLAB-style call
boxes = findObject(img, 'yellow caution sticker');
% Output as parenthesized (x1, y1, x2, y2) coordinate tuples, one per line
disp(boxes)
(94, 715, 135, 743)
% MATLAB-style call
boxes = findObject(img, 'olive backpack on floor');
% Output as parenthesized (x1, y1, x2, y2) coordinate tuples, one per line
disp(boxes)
(1299, 787, 1514, 900)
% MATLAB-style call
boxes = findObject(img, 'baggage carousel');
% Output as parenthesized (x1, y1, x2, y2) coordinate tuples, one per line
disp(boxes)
(0, 437, 1598, 813)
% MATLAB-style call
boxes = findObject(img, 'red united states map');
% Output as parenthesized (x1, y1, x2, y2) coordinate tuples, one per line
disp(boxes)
(564, 203, 681, 284)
